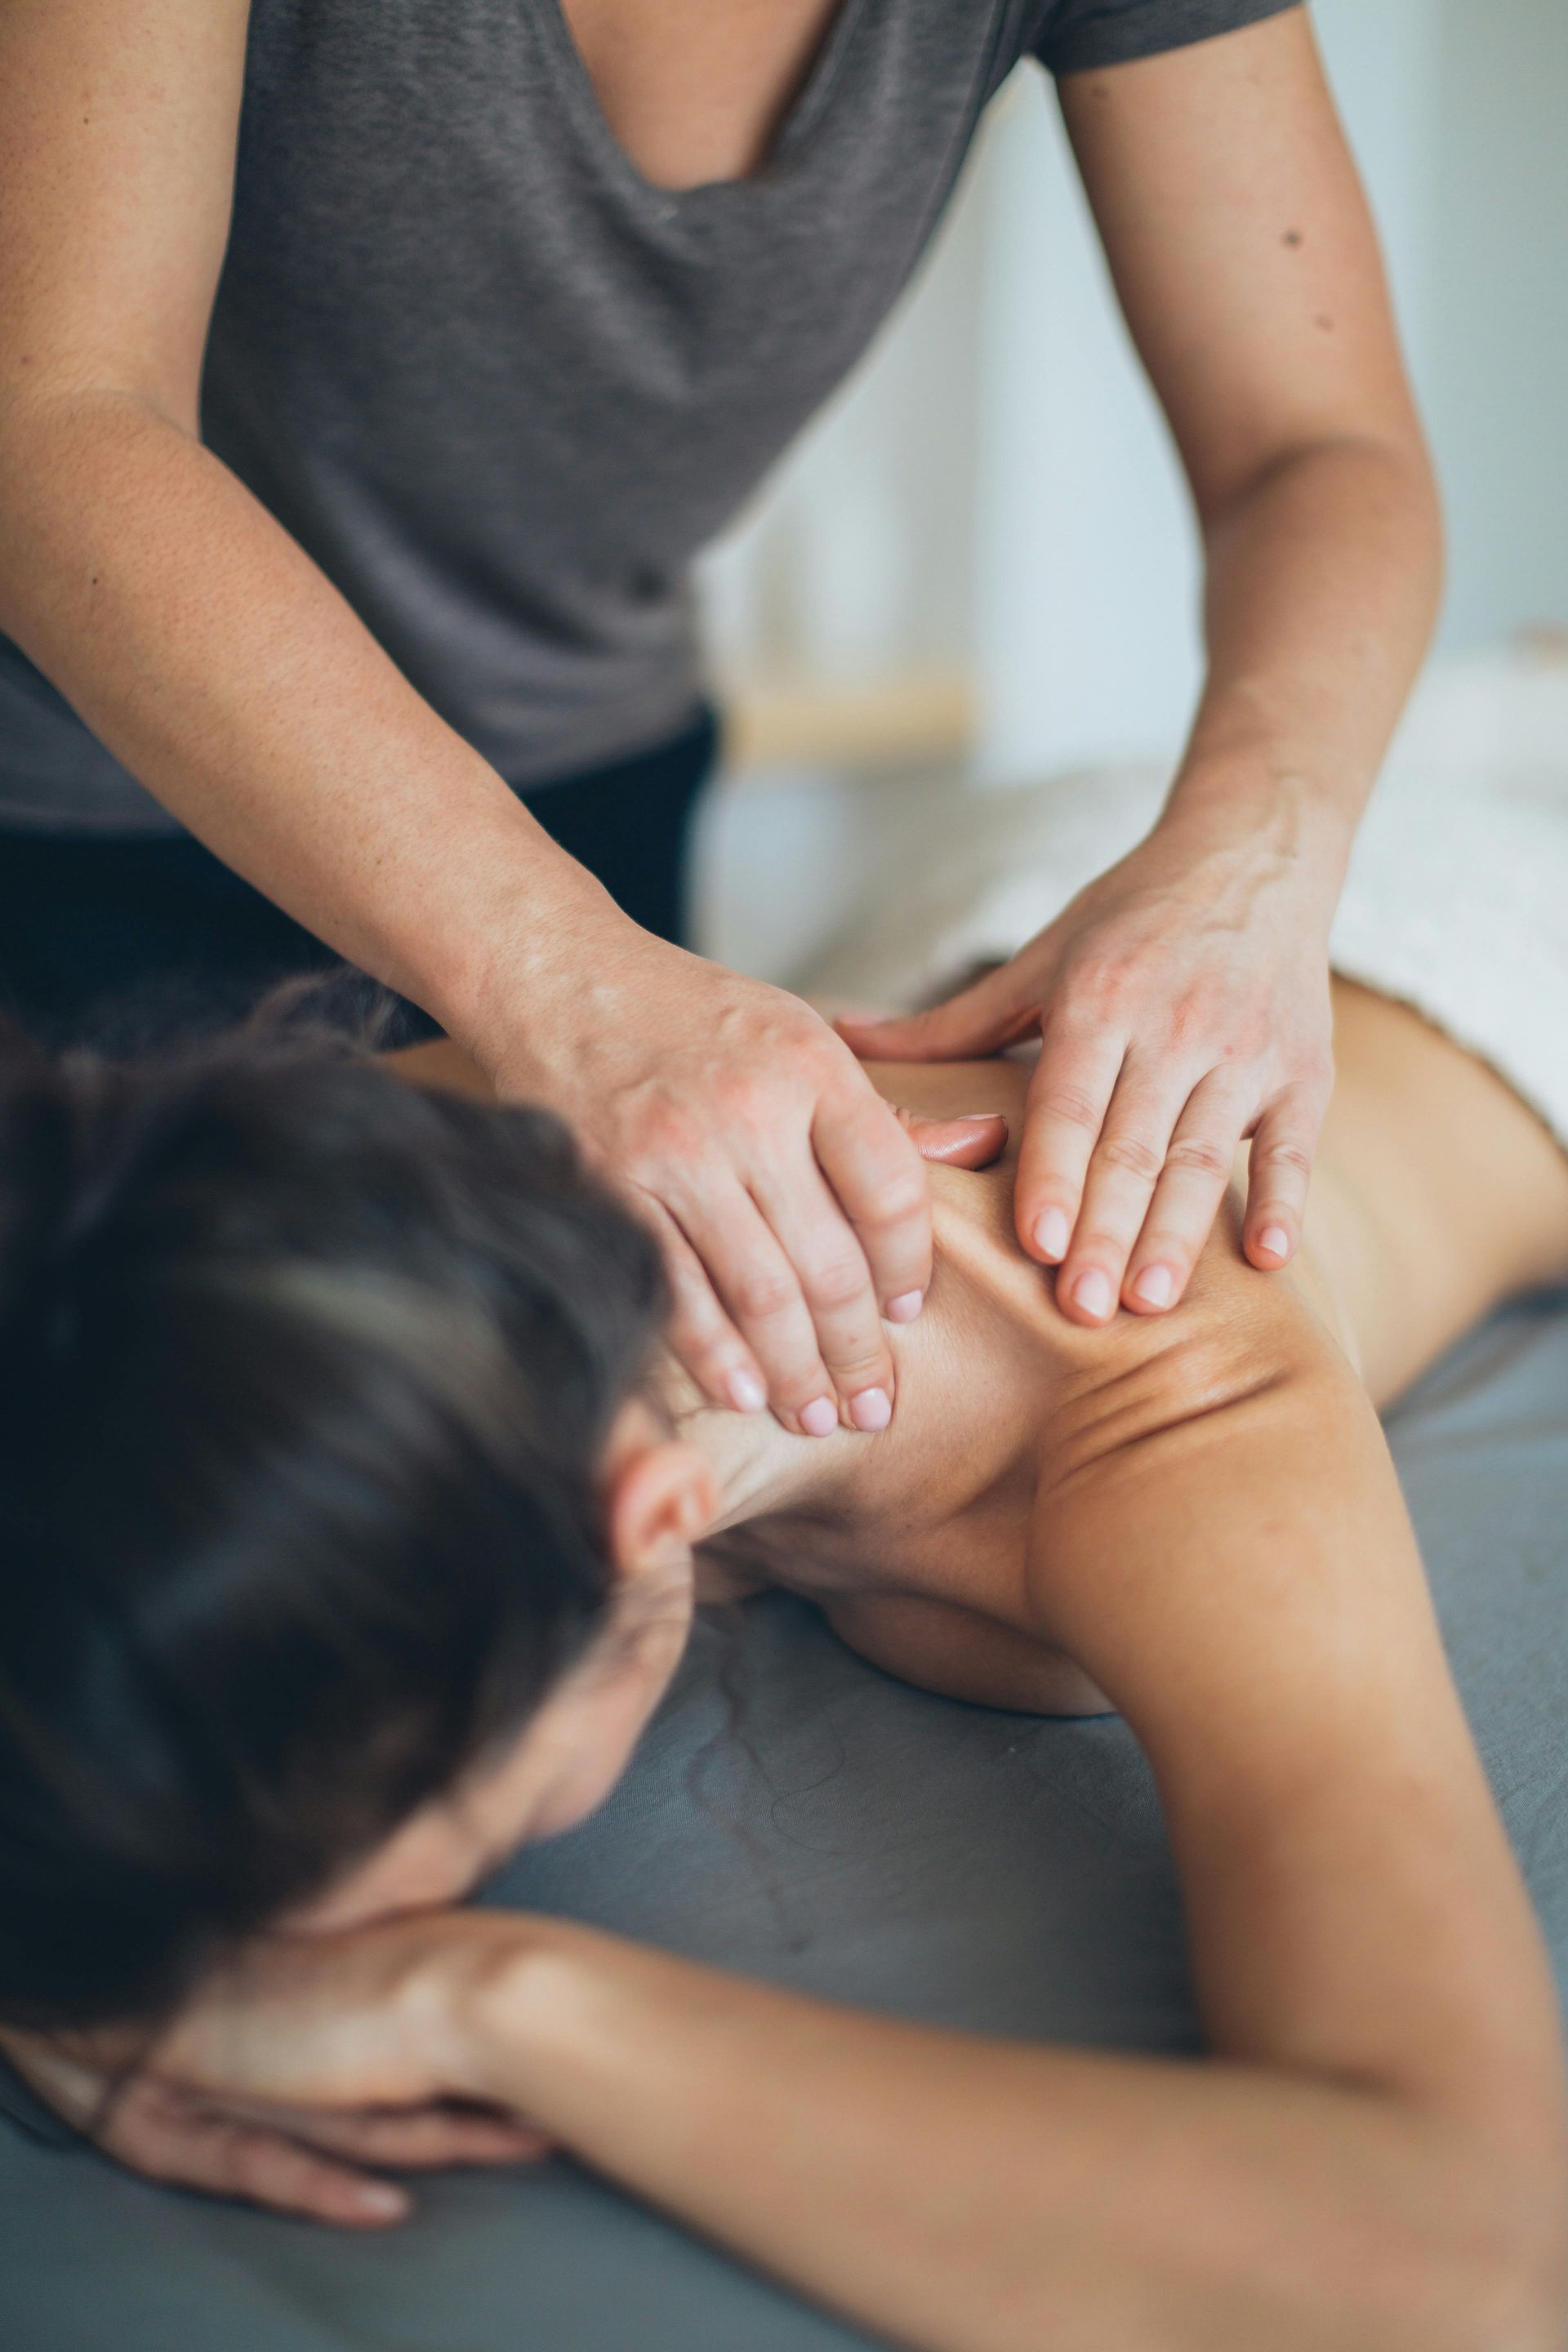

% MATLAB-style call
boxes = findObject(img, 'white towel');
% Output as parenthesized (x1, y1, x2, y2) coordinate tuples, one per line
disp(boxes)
(808, 652, 1568, 1152)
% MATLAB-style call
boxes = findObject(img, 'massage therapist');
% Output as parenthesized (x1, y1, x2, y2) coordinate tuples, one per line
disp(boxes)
(0, 0, 1439, 1431)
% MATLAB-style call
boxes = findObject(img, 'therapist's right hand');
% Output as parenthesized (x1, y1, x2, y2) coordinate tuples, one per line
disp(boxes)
(482, 920, 936, 1436)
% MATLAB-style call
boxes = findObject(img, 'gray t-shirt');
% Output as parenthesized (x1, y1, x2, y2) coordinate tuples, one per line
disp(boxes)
(0, 0, 1299, 834)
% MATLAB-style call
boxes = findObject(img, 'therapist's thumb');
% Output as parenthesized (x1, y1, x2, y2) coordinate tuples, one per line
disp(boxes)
(898, 1109, 1009, 1169)
(835, 964, 1033, 1064)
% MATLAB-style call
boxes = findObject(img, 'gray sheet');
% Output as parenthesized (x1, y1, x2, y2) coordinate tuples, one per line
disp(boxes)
(4, 1294, 1566, 2352)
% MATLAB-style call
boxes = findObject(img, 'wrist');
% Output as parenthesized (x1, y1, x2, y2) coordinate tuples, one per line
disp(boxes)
(1159, 757, 1352, 924)
(434, 849, 640, 1086)
(421, 1913, 588, 2105)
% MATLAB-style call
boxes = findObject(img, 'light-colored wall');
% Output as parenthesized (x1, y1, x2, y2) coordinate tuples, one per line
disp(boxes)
(1420, 0, 1568, 648)
(697, 0, 1568, 978)
(968, 68, 1202, 783)
(968, 0, 1560, 783)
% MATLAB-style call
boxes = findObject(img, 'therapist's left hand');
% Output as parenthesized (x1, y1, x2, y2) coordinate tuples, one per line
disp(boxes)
(838, 813, 1338, 1325)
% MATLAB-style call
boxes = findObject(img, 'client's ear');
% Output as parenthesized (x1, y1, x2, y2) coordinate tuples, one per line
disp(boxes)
(604, 1425, 719, 1581)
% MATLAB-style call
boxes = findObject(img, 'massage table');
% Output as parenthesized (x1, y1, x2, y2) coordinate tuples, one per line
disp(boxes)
(2, 1285, 1566, 2351)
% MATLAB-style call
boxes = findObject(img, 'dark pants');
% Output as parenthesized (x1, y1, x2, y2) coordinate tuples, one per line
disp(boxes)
(0, 708, 717, 1051)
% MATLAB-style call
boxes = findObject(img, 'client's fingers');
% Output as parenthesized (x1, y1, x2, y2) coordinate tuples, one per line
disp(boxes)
(98, 2083, 410, 2228)
(222, 2100, 551, 2169)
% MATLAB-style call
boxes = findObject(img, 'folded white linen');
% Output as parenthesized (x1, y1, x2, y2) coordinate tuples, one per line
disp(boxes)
(808, 650, 1568, 1152)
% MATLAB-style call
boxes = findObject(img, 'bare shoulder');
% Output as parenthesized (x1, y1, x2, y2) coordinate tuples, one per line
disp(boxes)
(822, 1588, 1111, 1717)
(1309, 982, 1568, 1405)
(925, 1098, 1349, 1407)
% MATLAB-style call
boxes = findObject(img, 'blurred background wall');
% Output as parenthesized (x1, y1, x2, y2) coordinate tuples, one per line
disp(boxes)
(695, 0, 1568, 982)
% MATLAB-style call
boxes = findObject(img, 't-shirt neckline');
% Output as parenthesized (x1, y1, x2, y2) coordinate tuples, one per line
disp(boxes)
(533, 0, 870, 210)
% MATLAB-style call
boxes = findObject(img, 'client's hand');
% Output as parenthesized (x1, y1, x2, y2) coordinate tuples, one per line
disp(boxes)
(0, 1922, 548, 2229)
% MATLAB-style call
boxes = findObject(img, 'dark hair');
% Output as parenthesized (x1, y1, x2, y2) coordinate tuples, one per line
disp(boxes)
(0, 1015, 667, 2031)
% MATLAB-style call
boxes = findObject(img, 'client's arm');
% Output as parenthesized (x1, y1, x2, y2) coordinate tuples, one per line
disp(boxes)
(152, 1245, 1567, 2347)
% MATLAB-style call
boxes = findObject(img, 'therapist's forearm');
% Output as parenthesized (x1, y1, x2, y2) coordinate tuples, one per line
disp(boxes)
(1167, 432, 1442, 880)
(0, 389, 616, 1049)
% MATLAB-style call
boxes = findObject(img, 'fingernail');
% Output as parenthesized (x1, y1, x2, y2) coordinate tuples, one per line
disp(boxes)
(800, 1396, 839, 1438)
(884, 1290, 924, 1324)
(956, 1111, 1004, 1125)
(1034, 1208, 1071, 1263)
(1132, 1263, 1174, 1309)
(849, 1387, 892, 1432)
(724, 1368, 768, 1414)
(1258, 1225, 1291, 1262)
(1071, 1268, 1114, 1321)
(358, 2183, 408, 2220)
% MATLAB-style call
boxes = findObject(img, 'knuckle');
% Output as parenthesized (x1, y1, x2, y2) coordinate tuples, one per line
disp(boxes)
(1027, 1189, 1082, 1231)
(804, 1253, 871, 1313)
(668, 1286, 723, 1343)
(820, 1117, 906, 1178)
(1064, 954, 1126, 1016)
(665, 1279, 728, 1348)
(1223, 1015, 1272, 1062)
(773, 1367, 832, 1414)
(670, 1320, 733, 1378)
(853, 1170, 928, 1232)
(1071, 1228, 1128, 1266)
(1164, 1134, 1232, 1183)
(711, 1068, 770, 1128)
(1165, 991, 1221, 1052)
(730, 1270, 800, 1325)
(1255, 1138, 1315, 1182)
(1096, 1132, 1165, 1183)
(819, 1035, 871, 1091)
(1035, 1081, 1104, 1132)
(630, 1108, 702, 1171)
(655, 1236, 708, 1295)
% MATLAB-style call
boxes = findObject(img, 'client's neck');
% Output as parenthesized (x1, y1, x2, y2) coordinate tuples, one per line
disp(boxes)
(656, 1355, 851, 1540)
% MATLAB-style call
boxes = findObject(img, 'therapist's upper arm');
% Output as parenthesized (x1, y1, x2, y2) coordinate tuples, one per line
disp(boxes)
(0, 0, 249, 431)
(1055, 8, 1424, 519)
